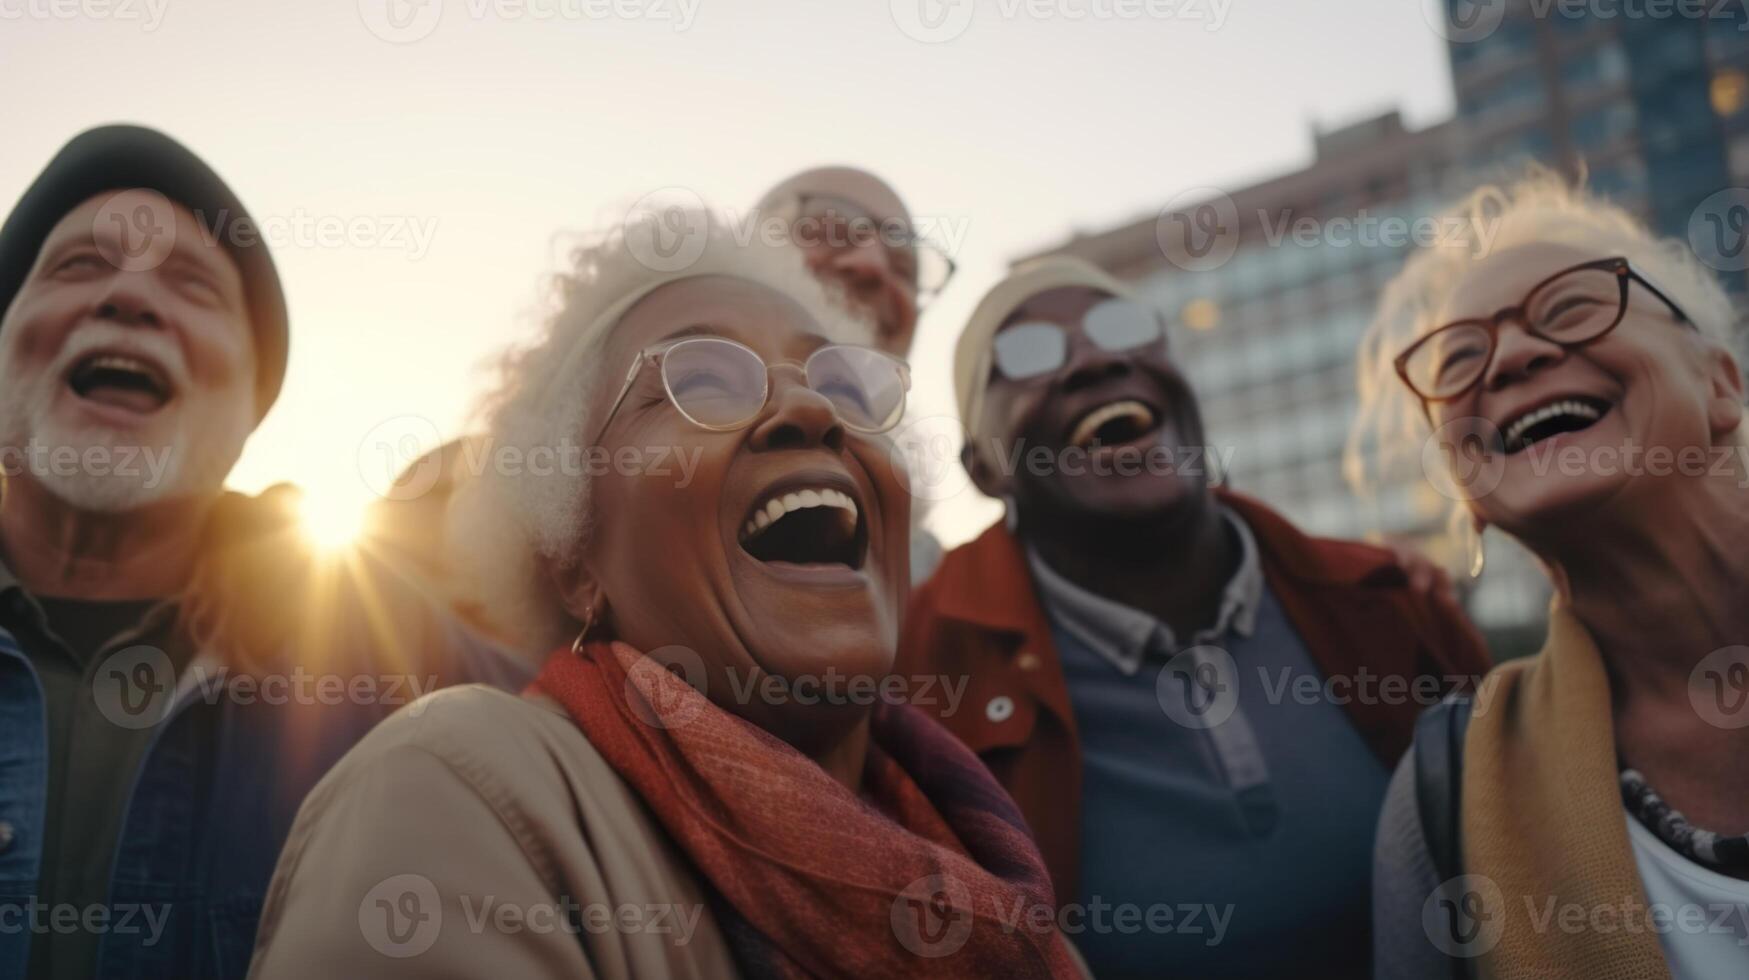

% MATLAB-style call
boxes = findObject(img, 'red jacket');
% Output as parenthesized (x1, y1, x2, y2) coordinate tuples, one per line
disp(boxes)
(896, 489, 1490, 902)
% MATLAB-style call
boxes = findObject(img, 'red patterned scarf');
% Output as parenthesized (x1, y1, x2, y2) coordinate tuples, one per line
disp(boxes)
(534, 640, 1081, 979)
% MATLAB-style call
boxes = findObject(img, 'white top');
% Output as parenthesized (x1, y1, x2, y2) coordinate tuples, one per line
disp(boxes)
(1626, 810, 1749, 979)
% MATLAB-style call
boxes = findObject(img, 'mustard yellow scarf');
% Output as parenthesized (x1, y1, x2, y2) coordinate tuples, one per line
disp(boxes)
(1463, 605, 1671, 979)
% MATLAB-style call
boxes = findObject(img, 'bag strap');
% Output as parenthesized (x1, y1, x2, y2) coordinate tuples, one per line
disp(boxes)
(1413, 692, 1474, 980)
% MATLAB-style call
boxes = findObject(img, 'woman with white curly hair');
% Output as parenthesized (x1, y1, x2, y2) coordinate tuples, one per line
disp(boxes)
(247, 212, 1083, 978)
(1353, 169, 1749, 979)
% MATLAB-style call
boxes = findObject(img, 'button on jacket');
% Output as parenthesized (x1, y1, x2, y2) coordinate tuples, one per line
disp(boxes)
(895, 488, 1492, 902)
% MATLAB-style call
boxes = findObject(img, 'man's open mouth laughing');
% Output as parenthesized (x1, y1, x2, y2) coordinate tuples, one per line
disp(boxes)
(65, 350, 176, 417)
(1066, 398, 1163, 455)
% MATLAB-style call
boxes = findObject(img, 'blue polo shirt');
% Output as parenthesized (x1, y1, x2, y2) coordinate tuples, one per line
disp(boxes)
(1028, 509, 1389, 979)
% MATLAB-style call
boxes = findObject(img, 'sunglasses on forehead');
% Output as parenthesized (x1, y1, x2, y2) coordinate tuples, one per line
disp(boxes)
(587, 335, 911, 447)
(989, 297, 1167, 381)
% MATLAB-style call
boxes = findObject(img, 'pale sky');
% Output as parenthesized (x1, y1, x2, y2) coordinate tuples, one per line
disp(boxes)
(1, 0, 1456, 548)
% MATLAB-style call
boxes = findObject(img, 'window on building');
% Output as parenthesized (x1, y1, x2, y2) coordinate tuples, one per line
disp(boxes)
(1468, 70, 1548, 123)
(1571, 102, 1636, 151)
(1559, 43, 1628, 89)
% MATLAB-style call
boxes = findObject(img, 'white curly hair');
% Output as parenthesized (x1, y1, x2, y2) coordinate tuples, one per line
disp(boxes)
(1345, 165, 1742, 568)
(448, 209, 873, 650)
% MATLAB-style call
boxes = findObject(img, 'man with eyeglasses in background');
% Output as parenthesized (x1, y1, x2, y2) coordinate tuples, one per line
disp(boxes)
(895, 255, 1491, 979)
(756, 166, 956, 582)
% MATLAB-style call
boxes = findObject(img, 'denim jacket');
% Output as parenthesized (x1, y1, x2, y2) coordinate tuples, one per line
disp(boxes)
(0, 490, 531, 979)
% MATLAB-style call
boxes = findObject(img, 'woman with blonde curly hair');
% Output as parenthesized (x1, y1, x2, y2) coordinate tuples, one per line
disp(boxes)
(248, 212, 1084, 978)
(1352, 169, 1749, 979)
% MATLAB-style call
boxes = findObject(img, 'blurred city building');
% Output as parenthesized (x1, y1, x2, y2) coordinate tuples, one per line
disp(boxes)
(1026, 0, 1749, 653)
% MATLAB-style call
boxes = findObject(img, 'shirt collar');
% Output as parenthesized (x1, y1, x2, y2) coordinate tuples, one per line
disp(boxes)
(1027, 506, 1264, 676)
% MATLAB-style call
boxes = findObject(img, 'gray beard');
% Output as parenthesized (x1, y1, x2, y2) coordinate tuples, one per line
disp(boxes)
(0, 380, 248, 513)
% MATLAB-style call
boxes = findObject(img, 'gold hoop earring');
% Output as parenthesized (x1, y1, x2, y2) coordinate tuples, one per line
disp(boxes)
(1467, 524, 1487, 580)
(570, 606, 597, 655)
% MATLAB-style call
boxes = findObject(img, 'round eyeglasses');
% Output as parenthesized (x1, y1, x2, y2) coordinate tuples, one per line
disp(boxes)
(1394, 257, 1694, 403)
(792, 193, 957, 304)
(587, 336, 911, 446)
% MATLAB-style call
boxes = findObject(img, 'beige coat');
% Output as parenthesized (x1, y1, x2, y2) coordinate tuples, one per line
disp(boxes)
(247, 684, 741, 978)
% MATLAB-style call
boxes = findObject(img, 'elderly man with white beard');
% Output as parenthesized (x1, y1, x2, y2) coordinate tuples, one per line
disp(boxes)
(0, 126, 525, 980)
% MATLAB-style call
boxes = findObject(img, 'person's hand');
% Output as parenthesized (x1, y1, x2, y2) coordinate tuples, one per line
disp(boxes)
(1388, 541, 1458, 608)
